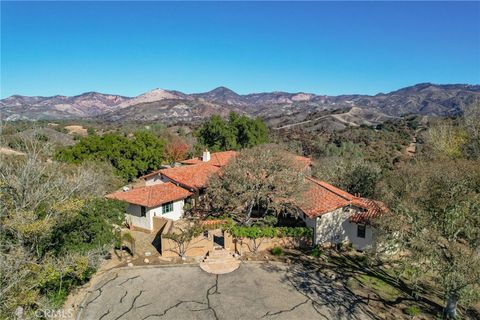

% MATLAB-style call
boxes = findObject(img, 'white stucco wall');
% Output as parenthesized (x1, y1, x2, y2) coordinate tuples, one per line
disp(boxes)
(125, 200, 186, 230)
(144, 174, 164, 186)
(314, 207, 351, 244)
(126, 204, 154, 230)
(345, 222, 375, 251)
(145, 174, 180, 186)
(302, 207, 375, 251)
(149, 199, 185, 221)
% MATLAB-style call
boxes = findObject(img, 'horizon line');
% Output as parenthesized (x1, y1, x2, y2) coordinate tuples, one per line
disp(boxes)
(3, 82, 479, 100)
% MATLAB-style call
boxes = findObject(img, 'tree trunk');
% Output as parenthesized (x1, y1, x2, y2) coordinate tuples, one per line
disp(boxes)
(245, 200, 255, 226)
(445, 294, 458, 319)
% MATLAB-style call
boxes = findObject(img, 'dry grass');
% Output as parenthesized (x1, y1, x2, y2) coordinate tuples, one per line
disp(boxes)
(0, 147, 26, 156)
(65, 125, 88, 136)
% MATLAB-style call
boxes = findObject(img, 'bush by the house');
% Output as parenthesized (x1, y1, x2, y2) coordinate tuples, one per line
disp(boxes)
(404, 305, 422, 317)
(228, 226, 312, 239)
(271, 246, 283, 256)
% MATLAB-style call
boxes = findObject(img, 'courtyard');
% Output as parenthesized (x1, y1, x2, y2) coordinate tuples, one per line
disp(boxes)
(78, 262, 375, 320)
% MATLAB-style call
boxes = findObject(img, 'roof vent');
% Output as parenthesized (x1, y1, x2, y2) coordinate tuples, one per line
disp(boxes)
(202, 149, 211, 162)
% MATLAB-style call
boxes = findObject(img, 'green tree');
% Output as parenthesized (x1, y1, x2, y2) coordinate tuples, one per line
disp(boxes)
(196, 112, 268, 152)
(313, 157, 381, 198)
(49, 198, 126, 255)
(1, 139, 125, 317)
(196, 115, 237, 151)
(228, 112, 269, 149)
(55, 131, 165, 181)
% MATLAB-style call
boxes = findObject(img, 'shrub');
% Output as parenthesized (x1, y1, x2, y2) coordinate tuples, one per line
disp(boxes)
(404, 305, 422, 316)
(228, 226, 312, 239)
(271, 246, 283, 256)
(310, 246, 322, 257)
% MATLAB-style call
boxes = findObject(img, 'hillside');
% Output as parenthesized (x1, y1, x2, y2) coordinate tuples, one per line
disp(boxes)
(1, 84, 479, 128)
(0, 92, 129, 120)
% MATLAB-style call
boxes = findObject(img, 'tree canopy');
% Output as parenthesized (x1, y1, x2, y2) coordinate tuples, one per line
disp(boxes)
(206, 145, 307, 225)
(313, 157, 381, 198)
(0, 142, 125, 317)
(55, 131, 165, 181)
(196, 112, 268, 152)
(377, 160, 480, 318)
(164, 136, 189, 166)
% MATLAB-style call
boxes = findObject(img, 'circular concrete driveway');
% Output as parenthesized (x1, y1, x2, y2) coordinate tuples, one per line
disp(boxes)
(79, 263, 372, 320)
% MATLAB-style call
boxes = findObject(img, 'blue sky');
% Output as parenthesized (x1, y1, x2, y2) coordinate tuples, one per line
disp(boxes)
(1, 1, 479, 98)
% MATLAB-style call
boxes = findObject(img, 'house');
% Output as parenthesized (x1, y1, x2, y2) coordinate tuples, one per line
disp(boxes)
(106, 149, 387, 250)
(106, 182, 192, 231)
(299, 177, 387, 250)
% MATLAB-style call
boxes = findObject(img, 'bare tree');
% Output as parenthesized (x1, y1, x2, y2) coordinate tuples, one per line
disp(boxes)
(463, 100, 480, 159)
(0, 134, 121, 317)
(206, 145, 308, 225)
(424, 122, 468, 159)
(162, 223, 204, 259)
(376, 160, 480, 318)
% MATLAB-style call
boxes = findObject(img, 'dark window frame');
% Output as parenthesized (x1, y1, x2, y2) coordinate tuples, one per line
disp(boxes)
(357, 224, 366, 238)
(162, 201, 173, 214)
(140, 206, 146, 217)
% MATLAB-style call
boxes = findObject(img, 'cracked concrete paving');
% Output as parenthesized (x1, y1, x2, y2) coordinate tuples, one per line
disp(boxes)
(79, 263, 372, 320)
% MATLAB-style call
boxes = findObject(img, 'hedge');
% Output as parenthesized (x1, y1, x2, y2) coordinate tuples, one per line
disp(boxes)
(228, 226, 312, 239)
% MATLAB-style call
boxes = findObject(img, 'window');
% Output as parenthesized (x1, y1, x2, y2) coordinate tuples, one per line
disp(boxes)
(357, 224, 366, 238)
(140, 206, 146, 217)
(162, 202, 173, 214)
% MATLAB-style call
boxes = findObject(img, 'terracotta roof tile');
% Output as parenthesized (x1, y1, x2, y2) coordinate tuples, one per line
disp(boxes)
(105, 182, 191, 207)
(312, 179, 355, 201)
(181, 151, 238, 167)
(349, 198, 389, 224)
(299, 177, 388, 221)
(298, 177, 353, 218)
(160, 163, 220, 190)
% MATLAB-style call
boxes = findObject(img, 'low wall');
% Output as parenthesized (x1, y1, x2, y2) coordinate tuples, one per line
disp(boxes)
(152, 216, 168, 231)
(160, 225, 311, 258)
(228, 235, 311, 255)
(160, 222, 214, 258)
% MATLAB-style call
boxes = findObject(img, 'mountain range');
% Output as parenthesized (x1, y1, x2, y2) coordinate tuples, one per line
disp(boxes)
(1, 83, 479, 130)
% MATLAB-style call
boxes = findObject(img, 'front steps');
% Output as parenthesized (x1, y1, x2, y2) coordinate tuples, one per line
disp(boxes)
(199, 248, 240, 274)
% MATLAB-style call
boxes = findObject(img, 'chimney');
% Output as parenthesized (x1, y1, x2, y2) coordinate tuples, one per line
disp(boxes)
(202, 149, 211, 162)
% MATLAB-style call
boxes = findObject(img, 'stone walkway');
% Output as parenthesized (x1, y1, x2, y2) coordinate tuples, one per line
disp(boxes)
(200, 248, 240, 274)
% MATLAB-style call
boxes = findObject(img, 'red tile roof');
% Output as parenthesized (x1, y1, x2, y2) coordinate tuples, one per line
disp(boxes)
(299, 177, 354, 218)
(312, 179, 355, 201)
(140, 167, 169, 180)
(349, 198, 389, 224)
(105, 182, 191, 208)
(160, 163, 221, 190)
(181, 151, 238, 167)
(299, 177, 388, 221)
(140, 151, 237, 181)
